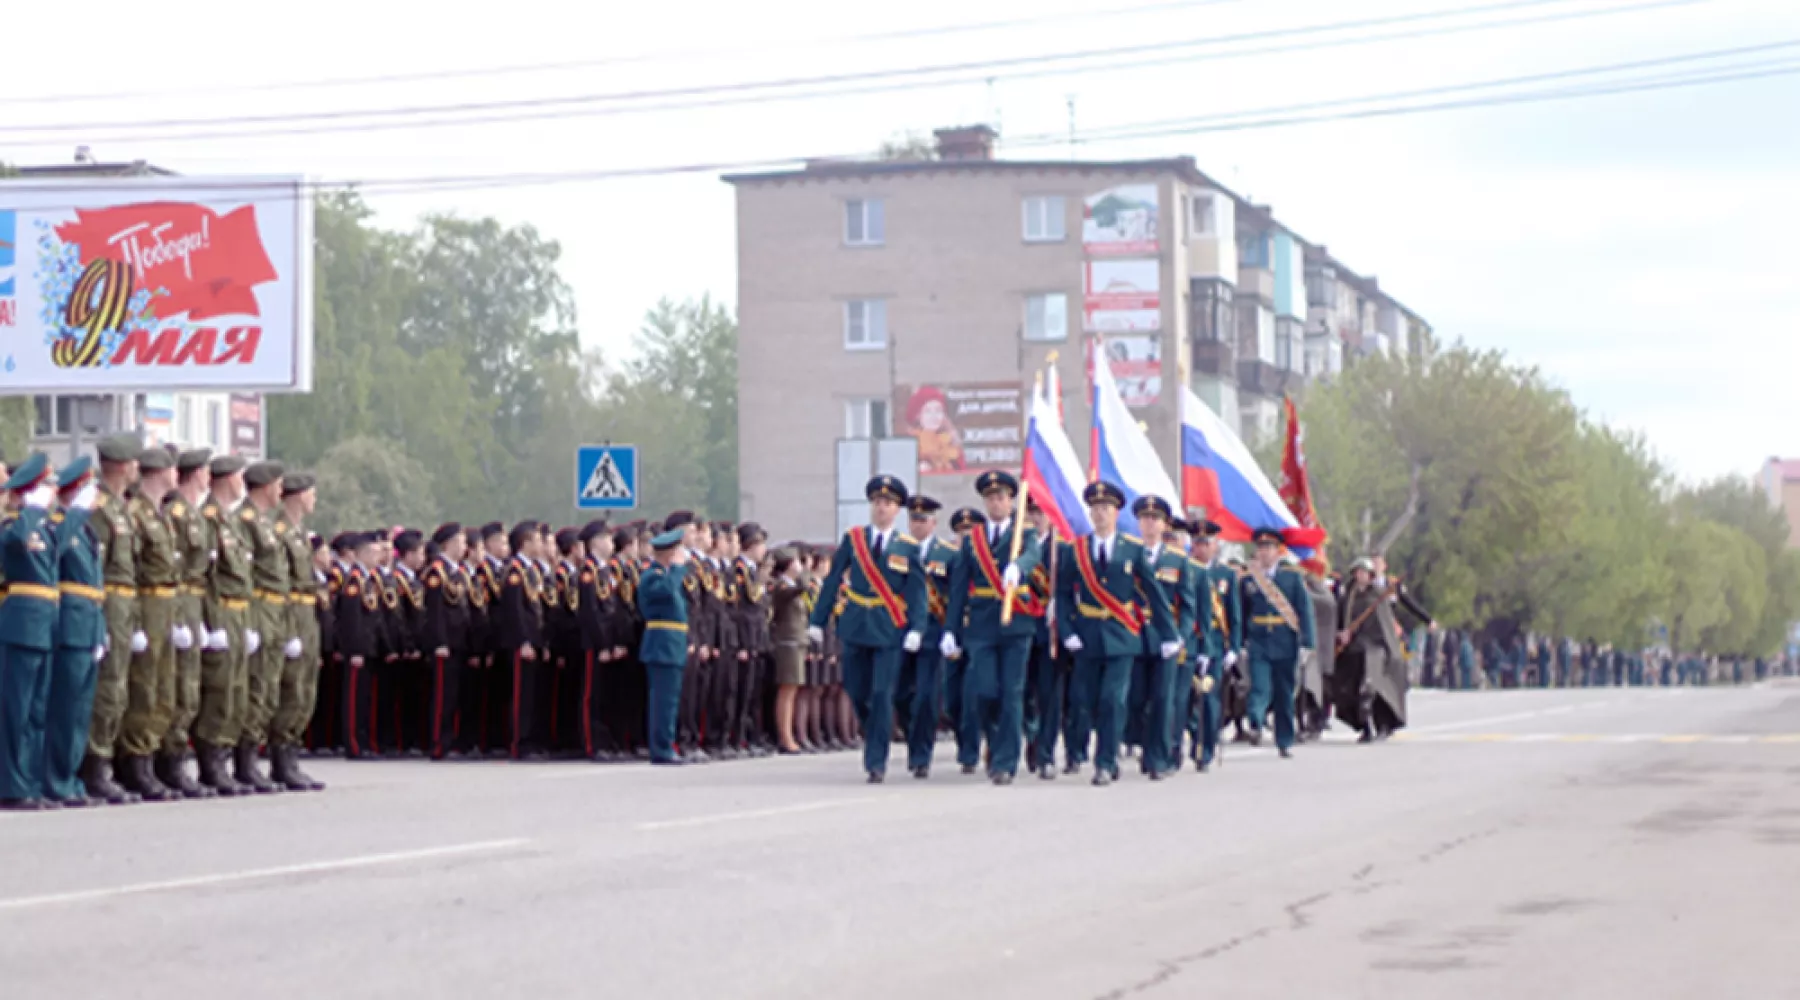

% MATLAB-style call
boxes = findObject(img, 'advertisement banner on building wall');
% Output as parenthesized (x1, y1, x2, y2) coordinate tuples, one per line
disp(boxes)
(0, 177, 313, 394)
(1103, 334, 1162, 407)
(141, 391, 175, 445)
(1084, 258, 1161, 332)
(230, 392, 263, 455)
(1082, 183, 1159, 255)
(892, 381, 1024, 478)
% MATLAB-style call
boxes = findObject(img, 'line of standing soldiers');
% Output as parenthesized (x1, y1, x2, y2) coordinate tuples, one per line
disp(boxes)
(0, 439, 324, 811)
(304, 515, 782, 764)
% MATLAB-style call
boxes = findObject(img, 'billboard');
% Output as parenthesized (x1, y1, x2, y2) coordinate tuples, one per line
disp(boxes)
(1084, 258, 1160, 332)
(0, 176, 313, 394)
(1103, 333, 1162, 407)
(230, 392, 264, 455)
(892, 381, 1024, 478)
(1083, 183, 1159, 255)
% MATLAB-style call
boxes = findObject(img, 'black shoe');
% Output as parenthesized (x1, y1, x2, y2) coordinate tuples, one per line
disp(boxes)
(1248, 729, 1264, 747)
(81, 754, 138, 805)
(1039, 765, 1056, 781)
(1197, 758, 1212, 773)
(1357, 728, 1373, 744)
(960, 763, 977, 775)
(1063, 760, 1081, 775)
(199, 745, 248, 797)
(1092, 770, 1112, 787)
(651, 756, 685, 766)
(993, 772, 1014, 786)
(911, 766, 929, 779)
(122, 755, 175, 803)
(269, 746, 314, 792)
(867, 770, 885, 784)
(51, 793, 92, 809)
(1149, 768, 1166, 781)
(1279, 747, 1293, 759)
(234, 743, 282, 794)
(0, 798, 53, 811)
(284, 748, 326, 791)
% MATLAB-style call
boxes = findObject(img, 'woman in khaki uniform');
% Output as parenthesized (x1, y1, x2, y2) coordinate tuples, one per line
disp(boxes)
(768, 549, 808, 754)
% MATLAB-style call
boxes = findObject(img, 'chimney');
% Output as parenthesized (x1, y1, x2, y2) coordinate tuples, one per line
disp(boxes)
(933, 124, 998, 161)
(73, 145, 94, 165)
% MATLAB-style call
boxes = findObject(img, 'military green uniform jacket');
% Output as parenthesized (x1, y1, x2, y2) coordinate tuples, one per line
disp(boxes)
(809, 527, 929, 649)
(1143, 543, 1198, 661)
(917, 537, 956, 646)
(1240, 564, 1317, 662)
(1054, 533, 1174, 659)
(1, 507, 63, 651)
(1197, 563, 1242, 661)
(637, 563, 689, 666)
(945, 518, 1041, 646)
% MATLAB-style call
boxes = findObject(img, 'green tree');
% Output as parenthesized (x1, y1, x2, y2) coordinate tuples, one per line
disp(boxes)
(607, 297, 739, 518)
(310, 435, 438, 537)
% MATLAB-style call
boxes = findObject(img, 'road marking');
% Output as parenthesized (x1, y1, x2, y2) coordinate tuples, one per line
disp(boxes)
(1406, 704, 1580, 734)
(535, 765, 646, 781)
(0, 839, 531, 913)
(636, 797, 878, 832)
(1395, 733, 1800, 745)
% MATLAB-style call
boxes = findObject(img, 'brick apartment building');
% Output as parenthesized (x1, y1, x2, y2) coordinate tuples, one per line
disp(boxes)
(726, 125, 1428, 542)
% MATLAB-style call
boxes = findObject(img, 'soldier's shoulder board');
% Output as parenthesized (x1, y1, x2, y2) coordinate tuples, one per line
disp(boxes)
(49, 511, 66, 524)
(202, 504, 219, 518)
(95, 494, 108, 510)
(239, 507, 257, 522)
(345, 582, 360, 597)
(423, 567, 442, 588)
(579, 568, 595, 585)
(275, 521, 288, 535)
(506, 569, 523, 586)
(1121, 533, 1143, 546)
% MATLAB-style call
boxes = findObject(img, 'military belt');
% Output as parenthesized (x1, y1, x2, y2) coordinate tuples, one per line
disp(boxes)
(7, 583, 61, 603)
(58, 582, 104, 602)
(1250, 614, 1287, 626)
(970, 586, 1002, 599)
(180, 584, 205, 596)
(842, 589, 889, 609)
(645, 620, 688, 632)
(105, 584, 138, 598)
(290, 593, 317, 605)
(255, 588, 290, 602)
(140, 585, 179, 598)
(217, 597, 251, 611)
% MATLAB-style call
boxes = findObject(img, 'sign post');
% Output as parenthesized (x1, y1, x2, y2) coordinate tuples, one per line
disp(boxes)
(576, 444, 638, 511)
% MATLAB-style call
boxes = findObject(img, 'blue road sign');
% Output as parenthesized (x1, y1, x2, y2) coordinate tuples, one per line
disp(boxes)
(576, 445, 638, 510)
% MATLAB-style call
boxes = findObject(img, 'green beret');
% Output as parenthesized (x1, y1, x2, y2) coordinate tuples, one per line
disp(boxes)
(210, 455, 247, 477)
(177, 449, 213, 473)
(137, 447, 175, 471)
(281, 473, 315, 495)
(244, 461, 285, 489)
(96, 435, 142, 464)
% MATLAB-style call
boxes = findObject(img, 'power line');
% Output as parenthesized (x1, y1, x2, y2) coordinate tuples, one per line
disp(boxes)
(0, 0, 1614, 138)
(0, 0, 1254, 108)
(0, 0, 1699, 150)
(1, 41, 1788, 209)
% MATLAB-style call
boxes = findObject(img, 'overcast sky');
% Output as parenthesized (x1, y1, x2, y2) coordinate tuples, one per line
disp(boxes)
(5, 0, 1795, 482)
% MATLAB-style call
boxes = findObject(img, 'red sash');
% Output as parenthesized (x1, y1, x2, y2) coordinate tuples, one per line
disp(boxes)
(1074, 540, 1141, 636)
(1015, 566, 1048, 618)
(971, 526, 1008, 595)
(848, 529, 908, 629)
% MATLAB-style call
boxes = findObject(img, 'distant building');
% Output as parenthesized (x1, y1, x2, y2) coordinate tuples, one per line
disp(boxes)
(1760, 458, 1800, 548)
(725, 124, 1430, 541)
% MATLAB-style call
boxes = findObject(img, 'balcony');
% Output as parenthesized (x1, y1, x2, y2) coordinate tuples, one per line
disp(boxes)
(1237, 359, 1300, 398)
(1190, 337, 1235, 377)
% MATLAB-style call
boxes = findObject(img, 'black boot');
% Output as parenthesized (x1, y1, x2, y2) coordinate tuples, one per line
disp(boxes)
(234, 742, 281, 794)
(196, 744, 244, 796)
(125, 755, 176, 802)
(157, 752, 215, 799)
(289, 748, 325, 792)
(82, 754, 139, 805)
(270, 745, 321, 792)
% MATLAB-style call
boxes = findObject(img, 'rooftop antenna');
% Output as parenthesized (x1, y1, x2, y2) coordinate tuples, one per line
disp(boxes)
(987, 76, 1001, 140)
(1066, 95, 1077, 156)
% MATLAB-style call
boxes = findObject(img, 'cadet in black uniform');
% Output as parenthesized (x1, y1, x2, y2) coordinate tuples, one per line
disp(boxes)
(419, 523, 471, 761)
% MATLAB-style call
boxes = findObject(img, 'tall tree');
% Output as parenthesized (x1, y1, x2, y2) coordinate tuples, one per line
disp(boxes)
(611, 297, 739, 518)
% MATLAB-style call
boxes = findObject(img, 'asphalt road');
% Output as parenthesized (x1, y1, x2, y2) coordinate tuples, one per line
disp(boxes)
(3, 683, 1799, 1000)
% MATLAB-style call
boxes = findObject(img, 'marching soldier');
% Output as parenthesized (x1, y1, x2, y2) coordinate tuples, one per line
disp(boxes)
(235, 461, 288, 792)
(1128, 495, 1195, 780)
(270, 474, 324, 790)
(897, 496, 950, 779)
(942, 471, 1042, 786)
(419, 523, 471, 761)
(165, 451, 214, 784)
(1188, 518, 1239, 772)
(84, 436, 144, 803)
(941, 507, 983, 762)
(809, 475, 929, 783)
(1240, 527, 1317, 758)
(46, 459, 105, 807)
(639, 526, 692, 765)
(1, 455, 74, 810)
(1020, 500, 1060, 780)
(1054, 481, 1176, 786)
(127, 446, 191, 799)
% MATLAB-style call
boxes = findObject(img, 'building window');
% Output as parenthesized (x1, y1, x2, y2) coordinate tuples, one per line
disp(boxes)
(33, 396, 54, 436)
(1189, 193, 1216, 238)
(1238, 232, 1271, 269)
(844, 299, 888, 351)
(1190, 278, 1235, 343)
(1021, 195, 1066, 243)
(31, 395, 87, 436)
(207, 400, 224, 449)
(1023, 293, 1068, 342)
(1305, 266, 1336, 310)
(1238, 302, 1275, 363)
(844, 398, 890, 440)
(844, 198, 885, 246)
(177, 397, 194, 444)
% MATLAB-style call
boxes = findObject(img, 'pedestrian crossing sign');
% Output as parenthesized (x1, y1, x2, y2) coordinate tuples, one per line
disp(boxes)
(576, 445, 637, 510)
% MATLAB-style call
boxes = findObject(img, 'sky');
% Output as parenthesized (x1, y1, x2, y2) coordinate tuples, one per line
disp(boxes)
(4, 0, 1796, 482)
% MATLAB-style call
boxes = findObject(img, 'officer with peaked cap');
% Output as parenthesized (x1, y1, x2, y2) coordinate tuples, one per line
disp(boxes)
(1187, 515, 1239, 772)
(0, 455, 76, 809)
(895, 494, 952, 778)
(638, 526, 691, 765)
(1241, 526, 1317, 757)
(44, 458, 107, 806)
(807, 474, 929, 783)
(1129, 493, 1197, 780)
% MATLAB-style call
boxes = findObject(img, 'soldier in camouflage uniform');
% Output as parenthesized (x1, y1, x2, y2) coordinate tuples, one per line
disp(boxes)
(270, 473, 324, 791)
(236, 462, 289, 791)
(84, 435, 145, 803)
(164, 449, 216, 793)
(128, 447, 205, 799)
(194, 455, 262, 795)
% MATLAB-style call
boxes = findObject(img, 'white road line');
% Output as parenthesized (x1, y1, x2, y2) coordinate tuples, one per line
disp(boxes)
(0, 839, 531, 913)
(1406, 703, 1580, 734)
(636, 797, 878, 832)
(535, 765, 645, 781)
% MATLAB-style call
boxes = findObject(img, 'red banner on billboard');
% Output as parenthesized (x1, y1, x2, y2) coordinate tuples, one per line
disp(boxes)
(54, 202, 278, 321)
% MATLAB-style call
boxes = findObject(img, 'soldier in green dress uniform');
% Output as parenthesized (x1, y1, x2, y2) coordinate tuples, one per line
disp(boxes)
(638, 528, 691, 765)
(195, 455, 259, 795)
(85, 435, 144, 801)
(271, 473, 324, 791)
(126, 446, 192, 800)
(1240, 527, 1317, 758)
(234, 462, 288, 791)
(164, 449, 212, 785)
(43, 458, 107, 806)
(1, 455, 73, 810)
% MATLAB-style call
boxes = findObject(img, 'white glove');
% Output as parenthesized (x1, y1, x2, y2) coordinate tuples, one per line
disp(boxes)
(1223, 650, 1239, 669)
(1197, 655, 1211, 672)
(71, 483, 98, 511)
(284, 637, 303, 659)
(24, 484, 54, 509)
(903, 631, 921, 653)
(806, 625, 824, 645)
(208, 629, 228, 650)
(939, 633, 960, 659)
(1160, 640, 1181, 660)
(93, 645, 107, 663)
(171, 625, 193, 650)
(129, 630, 148, 653)
(1002, 564, 1021, 590)
(245, 629, 261, 655)
(1064, 635, 1084, 653)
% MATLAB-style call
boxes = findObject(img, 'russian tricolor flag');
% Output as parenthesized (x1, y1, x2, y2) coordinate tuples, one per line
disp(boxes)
(1022, 381, 1092, 539)
(1091, 339, 1180, 536)
(1180, 386, 1321, 559)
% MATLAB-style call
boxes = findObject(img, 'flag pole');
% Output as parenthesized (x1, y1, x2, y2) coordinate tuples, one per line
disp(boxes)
(1001, 369, 1042, 627)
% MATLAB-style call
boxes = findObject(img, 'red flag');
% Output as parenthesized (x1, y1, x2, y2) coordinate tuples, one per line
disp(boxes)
(1279, 396, 1330, 574)
(54, 202, 277, 322)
